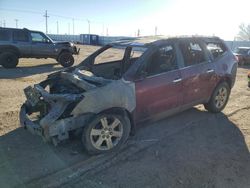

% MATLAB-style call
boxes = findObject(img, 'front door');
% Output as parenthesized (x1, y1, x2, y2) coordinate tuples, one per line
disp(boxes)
(135, 44, 183, 121)
(30, 32, 55, 58)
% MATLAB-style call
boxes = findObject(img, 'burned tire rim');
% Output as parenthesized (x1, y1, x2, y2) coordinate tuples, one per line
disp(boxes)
(214, 86, 228, 109)
(90, 116, 123, 151)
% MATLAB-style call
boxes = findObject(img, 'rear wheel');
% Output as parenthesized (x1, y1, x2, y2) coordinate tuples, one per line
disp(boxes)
(204, 82, 230, 113)
(0, 52, 19, 68)
(82, 113, 131, 155)
(57, 52, 74, 67)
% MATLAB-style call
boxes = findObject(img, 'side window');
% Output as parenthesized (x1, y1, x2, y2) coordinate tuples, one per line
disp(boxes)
(0, 30, 10, 41)
(206, 42, 227, 59)
(31, 32, 47, 43)
(179, 41, 206, 66)
(94, 47, 124, 64)
(13, 30, 29, 42)
(146, 45, 178, 76)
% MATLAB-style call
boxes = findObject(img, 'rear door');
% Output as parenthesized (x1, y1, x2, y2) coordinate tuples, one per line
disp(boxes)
(178, 39, 216, 106)
(135, 44, 183, 121)
(12, 30, 31, 56)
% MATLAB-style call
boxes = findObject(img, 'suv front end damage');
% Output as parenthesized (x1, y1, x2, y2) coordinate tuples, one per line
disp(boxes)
(20, 68, 135, 145)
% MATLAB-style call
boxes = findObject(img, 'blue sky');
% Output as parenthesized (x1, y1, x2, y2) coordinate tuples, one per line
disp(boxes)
(0, 0, 249, 40)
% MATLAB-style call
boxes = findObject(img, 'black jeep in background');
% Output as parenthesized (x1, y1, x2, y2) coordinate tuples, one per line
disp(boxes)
(0, 28, 79, 68)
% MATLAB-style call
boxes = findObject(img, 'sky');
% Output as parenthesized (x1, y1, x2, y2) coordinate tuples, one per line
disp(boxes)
(0, 0, 249, 40)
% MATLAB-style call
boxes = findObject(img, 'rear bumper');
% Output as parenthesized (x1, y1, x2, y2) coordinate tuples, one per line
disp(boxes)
(248, 76, 250, 88)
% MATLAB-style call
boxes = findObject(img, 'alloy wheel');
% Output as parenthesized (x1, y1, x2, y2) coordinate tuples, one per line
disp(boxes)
(90, 116, 123, 150)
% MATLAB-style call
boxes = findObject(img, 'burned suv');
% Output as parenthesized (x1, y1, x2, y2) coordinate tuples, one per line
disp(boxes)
(20, 36, 237, 154)
(0, 28, 79, 68)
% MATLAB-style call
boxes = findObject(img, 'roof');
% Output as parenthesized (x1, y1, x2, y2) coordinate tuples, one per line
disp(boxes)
(236, 47, 250, 49)
(0, 27, 43, 33)
(111, 35, 222, 48)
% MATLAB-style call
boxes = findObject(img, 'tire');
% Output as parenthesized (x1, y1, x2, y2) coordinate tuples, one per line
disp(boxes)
(0, 52, 19, 68)
(204, 82, 230, 113)
(57, 52, 74, 67)
(82, 113, 131, 155)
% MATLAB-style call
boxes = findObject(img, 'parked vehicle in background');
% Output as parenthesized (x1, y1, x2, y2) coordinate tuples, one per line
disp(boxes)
(248, 71, 250, 88)
(0, 27, 79, 68)
(20, 36, 238, 155)
(233, 47, 250, 66)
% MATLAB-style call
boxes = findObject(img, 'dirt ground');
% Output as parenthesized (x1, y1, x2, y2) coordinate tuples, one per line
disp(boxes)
(0, 45, 250, 188)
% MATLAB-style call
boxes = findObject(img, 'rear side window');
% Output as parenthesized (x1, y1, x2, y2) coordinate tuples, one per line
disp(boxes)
(0, 30, 10, 41)
(206, 42, 227, 59)
(13, 30, 29, 42)
(179, 41, 206, 66)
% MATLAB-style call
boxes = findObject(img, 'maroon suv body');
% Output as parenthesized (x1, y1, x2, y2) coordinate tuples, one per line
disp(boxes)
(20, 36, 238, 154)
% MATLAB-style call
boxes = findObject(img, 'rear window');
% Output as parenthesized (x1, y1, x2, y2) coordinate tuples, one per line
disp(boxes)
(179, 41, 206, 66)
(0, 30, 11, 41)
(13, 30, 29, 42)
(206, 42, 227, 59)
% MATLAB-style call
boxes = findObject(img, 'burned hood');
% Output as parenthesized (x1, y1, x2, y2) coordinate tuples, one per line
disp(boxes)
(60, 69, 112, 90)
(36, 68, 136, 118)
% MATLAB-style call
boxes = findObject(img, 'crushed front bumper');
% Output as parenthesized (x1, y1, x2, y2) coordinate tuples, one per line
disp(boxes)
(72, 46, 80, 55)
(20, 104, 43, 136)
(19, 84, 87, 144)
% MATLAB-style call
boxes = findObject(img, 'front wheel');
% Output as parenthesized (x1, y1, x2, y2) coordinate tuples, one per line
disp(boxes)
(204, 82, 230, 113)
(57, 52, 74, 67)
(82, 113, 131, 155)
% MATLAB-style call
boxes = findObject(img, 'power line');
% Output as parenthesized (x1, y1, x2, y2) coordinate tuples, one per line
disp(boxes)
(0, 8, 42, 15)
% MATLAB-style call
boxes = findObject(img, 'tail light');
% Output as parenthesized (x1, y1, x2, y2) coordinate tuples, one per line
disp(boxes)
(234, 55, 239, 62)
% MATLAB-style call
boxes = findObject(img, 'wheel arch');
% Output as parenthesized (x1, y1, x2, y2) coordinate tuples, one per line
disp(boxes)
(0, 45, 20, 57)
(220, 76, 232, 89)
(57, 49, 71, 59)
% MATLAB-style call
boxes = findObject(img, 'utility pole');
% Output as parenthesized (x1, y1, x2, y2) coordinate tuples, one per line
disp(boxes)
(87, 19, 91, 44)
(57, 21, 59, 34)
(87, 19, 90, 35)
(102, 24, 104, 36)
(44, 10, 49, 34)
(72, 18, 75, 35)
(68, 23, 70, 35)
(137, 29, 140, 37)
(15, 19, 18, 28)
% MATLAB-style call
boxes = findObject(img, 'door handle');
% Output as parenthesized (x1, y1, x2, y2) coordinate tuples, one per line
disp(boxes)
(207, 69, 214, 73)
(173, 78, 182, 83)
